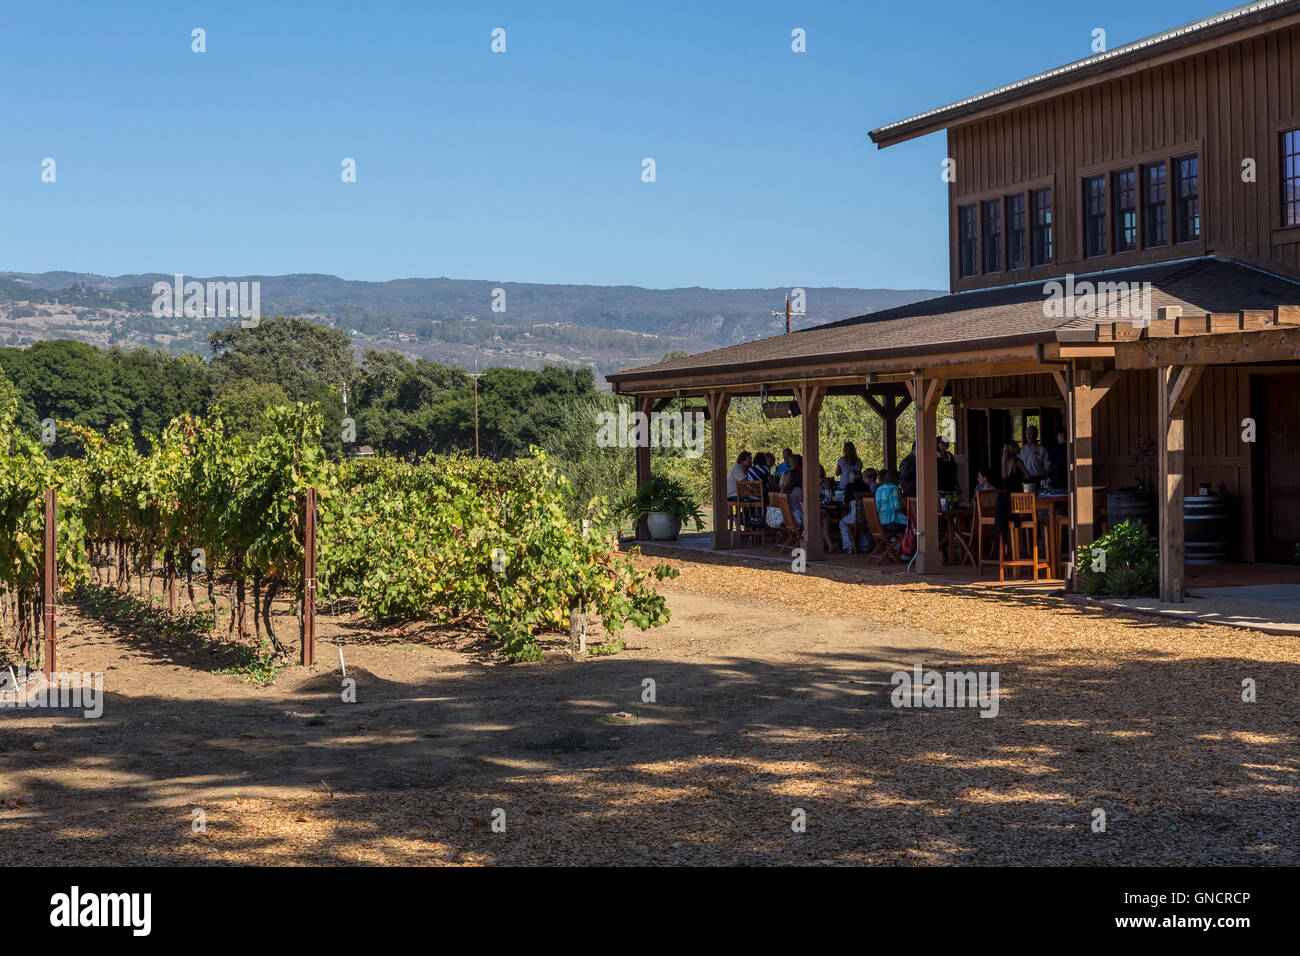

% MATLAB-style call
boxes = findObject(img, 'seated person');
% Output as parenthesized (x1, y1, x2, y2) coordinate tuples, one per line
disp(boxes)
(837, 467, 873, 552)
(863, 468, 879, 493)
(779, 470, 804, 528)
(875, 469, 907, 535)
(747, 452, 770, 486)
(974, 466, 998, 493)
(727, 451, 758, 500)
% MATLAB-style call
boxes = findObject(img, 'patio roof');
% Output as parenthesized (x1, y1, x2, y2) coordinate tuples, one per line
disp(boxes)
(608, 257, 1300, 391)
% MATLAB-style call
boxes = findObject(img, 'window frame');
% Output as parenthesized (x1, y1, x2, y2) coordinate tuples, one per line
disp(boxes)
(1083, 174, 1107, 258)
(1030, 187, 1053, 267)
(1282, 128, 1300, 229)
(1173, 153, 1200, 244)
(981, 199, 1002, 274)
(1005, 193, 1027, 270)
(1141, 161, 1169, 249)
(957, 204, 979, 278)
(1112, 168, 1137, 253)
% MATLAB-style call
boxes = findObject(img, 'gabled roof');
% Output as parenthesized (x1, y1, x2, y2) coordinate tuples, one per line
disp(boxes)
(869, 0, 1300, 147)
(607, 258, 1300, 388)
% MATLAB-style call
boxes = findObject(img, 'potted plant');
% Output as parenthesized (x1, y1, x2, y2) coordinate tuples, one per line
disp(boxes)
(619, 474, 704, 541)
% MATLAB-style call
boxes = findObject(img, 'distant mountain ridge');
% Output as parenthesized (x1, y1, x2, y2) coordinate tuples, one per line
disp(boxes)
(0, 270, 944, 382)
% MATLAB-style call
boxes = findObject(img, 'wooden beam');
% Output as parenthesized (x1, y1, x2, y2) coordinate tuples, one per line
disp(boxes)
(1069, 364, 1118, 556)
(1117, 328, 1300, 368)
(1050, 369, 1069, 402)
(635, 395, 654, 540)
(793, 383, 827, 560)
(706, 391, 732, 550)
(1158, 367, 1188, 603)
(1167, 364, 1205, 417)
(911, 375, 946, 573)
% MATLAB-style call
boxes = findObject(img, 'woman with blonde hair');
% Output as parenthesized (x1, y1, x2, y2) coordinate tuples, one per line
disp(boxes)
(1001, 441, 1028, 486)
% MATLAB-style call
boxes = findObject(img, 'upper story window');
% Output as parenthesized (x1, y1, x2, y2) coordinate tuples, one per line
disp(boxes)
(1112, 169, 1136, 252)
(958, 204, 978, 277)
(1282, 129, 1300, 227)
(1030, 188, 1052, 266)
(981, 200, 1001, 273)
(1142, 162, 1168, 246)
(1006, 194, 1026, 269)
(1083, 175, 1107, 257)
(1174, 154, 1200, 242)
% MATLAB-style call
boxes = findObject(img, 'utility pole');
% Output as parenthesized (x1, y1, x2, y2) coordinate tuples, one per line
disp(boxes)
(469, 360, 483, 456)
(771, 295, 806, 334)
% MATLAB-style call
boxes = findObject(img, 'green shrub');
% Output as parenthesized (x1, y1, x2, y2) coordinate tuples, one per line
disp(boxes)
(1074, 519, 1159, 596)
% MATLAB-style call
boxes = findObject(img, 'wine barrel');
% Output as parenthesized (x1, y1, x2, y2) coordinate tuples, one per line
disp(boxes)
(1185, 495, 1232, 564)
(1107, 490, 1155, 533)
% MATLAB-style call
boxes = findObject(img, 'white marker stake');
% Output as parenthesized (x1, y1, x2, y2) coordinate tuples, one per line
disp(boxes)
(338, 648, 347, 678)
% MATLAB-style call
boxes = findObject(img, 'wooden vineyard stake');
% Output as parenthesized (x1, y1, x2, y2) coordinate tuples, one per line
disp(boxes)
(302, 488, 317, 666)
(43, 488, 56, 679)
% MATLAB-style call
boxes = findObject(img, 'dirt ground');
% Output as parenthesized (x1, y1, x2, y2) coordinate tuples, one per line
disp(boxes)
(0, 555, 1295, 866)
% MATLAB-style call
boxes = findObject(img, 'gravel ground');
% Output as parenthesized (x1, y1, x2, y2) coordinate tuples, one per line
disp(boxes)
(0, 555, 1295, 866)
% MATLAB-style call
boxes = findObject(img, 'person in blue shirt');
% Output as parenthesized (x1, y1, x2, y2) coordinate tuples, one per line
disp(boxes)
(875, 469, 906, 534)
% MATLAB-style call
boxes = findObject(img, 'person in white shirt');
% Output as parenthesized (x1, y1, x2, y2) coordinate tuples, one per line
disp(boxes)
(1018, 426, 1050, 482)
(727, 451, 754, 500)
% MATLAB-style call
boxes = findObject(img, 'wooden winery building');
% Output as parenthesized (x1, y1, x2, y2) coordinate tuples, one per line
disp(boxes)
(609, 0, 1300, 602)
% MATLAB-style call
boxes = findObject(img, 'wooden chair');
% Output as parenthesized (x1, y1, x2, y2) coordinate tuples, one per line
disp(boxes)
(734, 480, 766, 548)
(769, 493, 802, 554)
(974, 489, 999, 572)
(846, 492, 873, 553)
(860, 498, 903, 565)
(997, 492, 1050, 581)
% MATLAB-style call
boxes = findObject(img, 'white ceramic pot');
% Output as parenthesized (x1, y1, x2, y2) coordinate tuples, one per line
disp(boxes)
(646, 511, 682, 541)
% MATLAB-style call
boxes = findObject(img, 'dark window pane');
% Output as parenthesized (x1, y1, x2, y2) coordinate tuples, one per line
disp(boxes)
(1112, 169, 1136, 252)
(982, 199, 1001, 273)
(1084, 175, 1107, 257)
(1174, 154, 1200, 242)
(1142, 162, 1167, 247)
(958, 205, 978, 277)
(1283, 129, 1300, 227)
(1031, 188, 1052, 266)
(1006, 194, 1026, 269)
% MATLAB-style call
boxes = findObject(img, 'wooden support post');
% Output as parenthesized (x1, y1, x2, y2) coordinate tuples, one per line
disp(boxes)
(911, 375, 946, 574)
(302, 487, 317, 666)
(1069, 365, 1119, 563)
(706, 391, 732, 549)
(793, 383, 827, 560)
(1158, 364, 1205, 603)
(865, 386, 910, 472)
(43, 488, 56, 680)
(165, 549, 177, 613)
(634, 394, 653, 540)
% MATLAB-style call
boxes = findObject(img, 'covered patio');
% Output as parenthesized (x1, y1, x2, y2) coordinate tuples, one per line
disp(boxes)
(608, 257, 1300, 603)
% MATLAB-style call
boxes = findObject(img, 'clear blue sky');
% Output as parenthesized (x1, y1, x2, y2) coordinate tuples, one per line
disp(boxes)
(0, 0, 1232, 290)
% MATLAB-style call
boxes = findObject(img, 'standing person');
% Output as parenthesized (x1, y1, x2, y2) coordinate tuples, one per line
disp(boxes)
(898, 442, 917, 496)
(837, 467, 873, 552)
(727, 451, 753, 500)
(835, 441, 862, 489)
(1047, 426, 1069, 491)
(775, 448, 794, 478)
(875, 469, 907, 535)
(1018, 426, 1050, 485)
(1001, 441, 1027, 487)
(937, 437, 959, 497)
